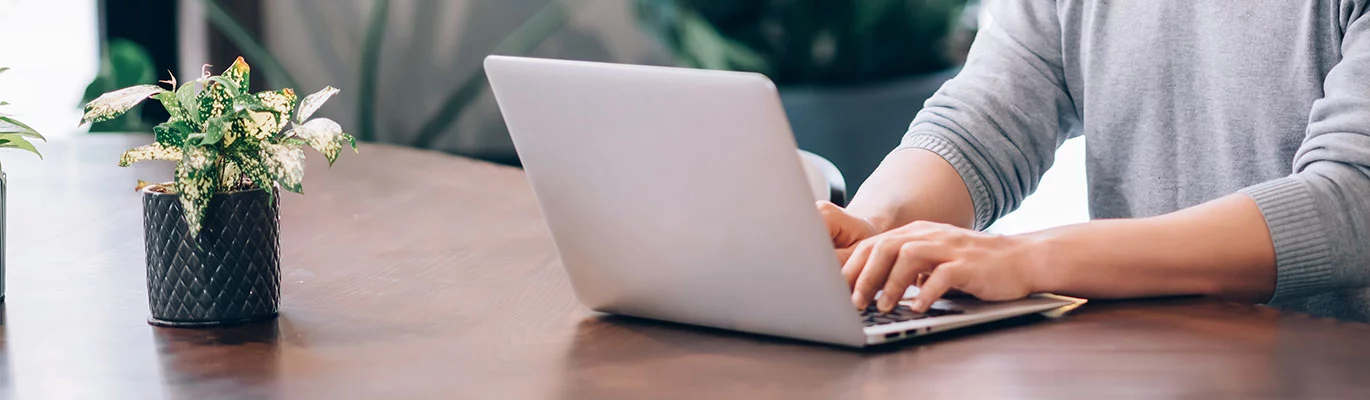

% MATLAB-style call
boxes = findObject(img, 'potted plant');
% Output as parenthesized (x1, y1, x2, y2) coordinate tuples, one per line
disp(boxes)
(0, 67, 45, 302)
(80, 57, 356, 327)
(633, 0, 974, 190)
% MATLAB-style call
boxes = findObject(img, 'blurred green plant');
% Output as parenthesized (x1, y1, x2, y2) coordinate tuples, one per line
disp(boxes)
(0, 67, 44, 170)
(411, 0, 580, 148)
(80, 58, 356, 236)
(633, 0, 969, 86)
(189, 0, 572, 148)
(82, 38, 158, 132)
(176, 0, 578, 149)
(198, 0, 299, 90)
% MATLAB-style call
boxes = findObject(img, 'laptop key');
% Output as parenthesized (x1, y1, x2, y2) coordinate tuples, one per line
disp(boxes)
(861, 304, 964, 327)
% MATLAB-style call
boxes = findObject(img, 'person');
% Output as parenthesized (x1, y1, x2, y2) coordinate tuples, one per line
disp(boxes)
(820, 1, 1370, 322)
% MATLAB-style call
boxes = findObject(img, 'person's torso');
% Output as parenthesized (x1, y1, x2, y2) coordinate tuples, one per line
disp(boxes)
(1060, 0, 1343, 218)
(1059, 0, 1370, 321)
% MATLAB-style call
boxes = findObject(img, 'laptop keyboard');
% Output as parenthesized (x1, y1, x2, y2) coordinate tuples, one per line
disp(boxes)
(861, 304, 964, 327)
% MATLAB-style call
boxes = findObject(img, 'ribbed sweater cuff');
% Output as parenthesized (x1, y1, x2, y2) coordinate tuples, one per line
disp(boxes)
(1240, 176, 1335, 303)
(896, 133, 995, 230)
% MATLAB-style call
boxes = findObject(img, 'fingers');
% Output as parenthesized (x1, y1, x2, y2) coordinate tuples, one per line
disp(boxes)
(876, 242, 949, 312)
(851, 239, 898, 309)
(911, 263, 966, 313)
(852, 237, 951, 310)
(841, 239, 873, 288)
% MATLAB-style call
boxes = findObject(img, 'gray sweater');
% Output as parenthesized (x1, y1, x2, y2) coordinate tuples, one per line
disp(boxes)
(898, 1, 1370, 321)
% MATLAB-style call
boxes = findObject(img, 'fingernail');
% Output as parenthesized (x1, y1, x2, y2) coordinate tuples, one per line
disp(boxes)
(910, 299, 927, 312)
(851, 290, 865, 308)
(877, 297, 894, 313)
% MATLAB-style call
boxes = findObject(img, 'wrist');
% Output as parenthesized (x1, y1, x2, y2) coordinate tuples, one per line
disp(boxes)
(1019, 229, 1068, 294)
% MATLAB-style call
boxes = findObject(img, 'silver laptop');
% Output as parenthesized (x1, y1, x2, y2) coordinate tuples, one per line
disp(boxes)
(485, 55, 1085, 347)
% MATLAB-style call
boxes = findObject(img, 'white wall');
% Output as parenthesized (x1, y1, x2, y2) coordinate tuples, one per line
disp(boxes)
(0, 0, 99, 140)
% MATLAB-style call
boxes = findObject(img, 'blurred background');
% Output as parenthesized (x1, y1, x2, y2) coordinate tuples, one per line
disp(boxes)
(0, 0, 1085, 233)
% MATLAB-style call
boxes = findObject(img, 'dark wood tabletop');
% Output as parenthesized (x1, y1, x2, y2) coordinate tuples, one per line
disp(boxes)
(2, 134, 1369, 399)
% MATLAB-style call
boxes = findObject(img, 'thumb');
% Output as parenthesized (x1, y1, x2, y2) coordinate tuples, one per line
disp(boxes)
(836, 246, 855, 265)
(816, 201, 845, 240)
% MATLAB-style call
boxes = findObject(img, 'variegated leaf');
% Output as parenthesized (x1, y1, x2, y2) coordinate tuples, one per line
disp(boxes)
(175, 145, 220, 237)
(295, 86, 339, 124)
(152, 90, 191, 125)
(255, 88, 298, 130)
(248, 110, 282, 142)
(208, 76, 244, 96)
(81, 84, 167, 125)
(289, 118, 351, 165)
(225, 143, 276, 194)
(197, 80, 234, 125)
(118, 142, 183, 166)
(221, 57, 251, 91)
(262, 142, 306, 193)
(153, 120, 190, 148)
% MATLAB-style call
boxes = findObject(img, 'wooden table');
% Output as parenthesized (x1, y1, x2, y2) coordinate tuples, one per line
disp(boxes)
(2, 135, 1369, 399)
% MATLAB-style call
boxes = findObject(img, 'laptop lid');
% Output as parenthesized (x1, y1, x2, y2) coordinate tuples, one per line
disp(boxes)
(485, 56, 867, 346)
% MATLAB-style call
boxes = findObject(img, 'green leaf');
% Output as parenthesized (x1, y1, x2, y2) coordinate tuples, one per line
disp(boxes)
(295, 86, 338, 123)
(175, 79, 206, 126)
(0, 134, 41, 158)
(201, 116, 229, 146)
(289, 118, 350, 165)
(0, 115, 44, 141)
(118, 142, 182, 166)
(207, 75, 244, 96)
(81, 84, 167, 125)
(261, 142, 306, 193)
(175, 144, 219, 237)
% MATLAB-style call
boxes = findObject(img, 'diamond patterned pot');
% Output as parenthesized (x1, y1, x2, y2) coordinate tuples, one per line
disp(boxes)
(143, 187, 280, 327)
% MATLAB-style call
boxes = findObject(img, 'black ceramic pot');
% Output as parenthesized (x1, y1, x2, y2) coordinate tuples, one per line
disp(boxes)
(143, 187, 280, 327)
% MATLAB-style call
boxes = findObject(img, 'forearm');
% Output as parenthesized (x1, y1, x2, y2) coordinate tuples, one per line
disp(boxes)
(845, 148, 977, 231)
(1025, 193, 1277, 302)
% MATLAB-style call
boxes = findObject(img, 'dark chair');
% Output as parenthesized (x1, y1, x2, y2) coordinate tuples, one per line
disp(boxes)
(799, 150, 848, 207)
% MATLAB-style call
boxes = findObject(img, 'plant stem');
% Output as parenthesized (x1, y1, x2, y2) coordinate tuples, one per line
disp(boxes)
(357, 0, 391, 142)
(411, 0, 580, 149)
(198, 0, 300, 91)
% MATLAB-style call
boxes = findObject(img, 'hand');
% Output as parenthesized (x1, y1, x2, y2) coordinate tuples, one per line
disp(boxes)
(843, 220, 1047, 313)
(816, 201, 879, 264)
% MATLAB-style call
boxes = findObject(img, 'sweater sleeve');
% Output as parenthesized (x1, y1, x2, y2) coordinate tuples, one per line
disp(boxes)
(1239, 2, 1370, 302)
(893, 0, 1080, 230)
